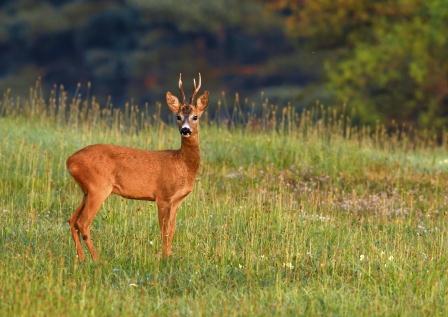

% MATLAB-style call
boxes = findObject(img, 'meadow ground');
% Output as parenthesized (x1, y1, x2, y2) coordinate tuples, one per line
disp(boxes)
(1, 90, 448, 316)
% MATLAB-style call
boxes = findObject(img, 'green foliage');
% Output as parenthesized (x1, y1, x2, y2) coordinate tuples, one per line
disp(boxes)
(327, 0, 448, 128)
(1, 0, 448, 127)
(0, 0, 292, 103)
(268, 0, 448, 128)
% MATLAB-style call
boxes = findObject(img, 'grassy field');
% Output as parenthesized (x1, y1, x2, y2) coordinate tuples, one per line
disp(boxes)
(1, 88, 448, 316)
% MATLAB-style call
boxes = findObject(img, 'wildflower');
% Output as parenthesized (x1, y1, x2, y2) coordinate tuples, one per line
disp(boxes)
(359, 254, 365, 262)
(225, 171, 241, 179)
(282, 262, 294, 270)
(388, 255, 394, 261)
(238, 264, 243, 269)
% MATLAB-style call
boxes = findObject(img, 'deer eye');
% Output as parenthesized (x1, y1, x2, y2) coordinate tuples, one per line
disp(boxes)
(176, 115, 182, 121)
(192, 115, 198, 121)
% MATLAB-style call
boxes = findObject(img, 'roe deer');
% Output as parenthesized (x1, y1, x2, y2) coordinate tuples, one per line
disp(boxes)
(66, 73, 208, 261)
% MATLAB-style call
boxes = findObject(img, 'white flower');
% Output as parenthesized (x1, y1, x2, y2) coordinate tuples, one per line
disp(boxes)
(282, 262, 294, 270)
(149, 240, 154, 246)
(359, 254, 365, 262)
(238, 264, 243, 269)
(388, 255, 394, 261)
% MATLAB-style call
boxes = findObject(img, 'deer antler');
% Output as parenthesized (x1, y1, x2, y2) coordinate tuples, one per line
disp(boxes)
(178, 73, 187, 105)
(190, 73, 202, 105)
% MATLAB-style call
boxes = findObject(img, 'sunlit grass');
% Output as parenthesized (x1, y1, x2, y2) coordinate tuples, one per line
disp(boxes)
(1, 85, 448, 316)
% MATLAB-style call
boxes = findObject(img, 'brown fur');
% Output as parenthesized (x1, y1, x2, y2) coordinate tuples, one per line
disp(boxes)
(67, 83, 208, 261)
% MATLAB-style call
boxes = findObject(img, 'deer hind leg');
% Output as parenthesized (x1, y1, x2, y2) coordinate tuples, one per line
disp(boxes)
(68, 195, 86, 261)
(76, 188, 111, 261)
(157, 198, 183, 257)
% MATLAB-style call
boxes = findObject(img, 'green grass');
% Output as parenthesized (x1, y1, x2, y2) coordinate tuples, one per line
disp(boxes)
(1, 102, 448, 316)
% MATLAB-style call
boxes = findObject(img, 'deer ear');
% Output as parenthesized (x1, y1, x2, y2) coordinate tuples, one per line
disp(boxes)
(196, 91, 209, 113)
(166, 91, 180, 113)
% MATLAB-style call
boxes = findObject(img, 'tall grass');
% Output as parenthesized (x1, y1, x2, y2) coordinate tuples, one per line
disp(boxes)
(1, 80, 446, 149)
(1, 82, 448, 316)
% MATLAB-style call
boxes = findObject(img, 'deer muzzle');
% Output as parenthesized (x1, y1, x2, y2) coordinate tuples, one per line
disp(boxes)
(180, 117, 192, 136)
(180, 127, 191, 136)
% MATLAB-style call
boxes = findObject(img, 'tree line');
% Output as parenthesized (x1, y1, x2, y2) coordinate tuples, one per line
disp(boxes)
(0, 0, 447, 128)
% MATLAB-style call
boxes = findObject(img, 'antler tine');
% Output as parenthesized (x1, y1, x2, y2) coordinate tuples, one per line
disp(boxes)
(190, 73, 202, 104)
(178, 73, 187, 105)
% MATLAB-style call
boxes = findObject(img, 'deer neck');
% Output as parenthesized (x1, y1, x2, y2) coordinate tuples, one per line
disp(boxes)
(180, 133, 200, 172)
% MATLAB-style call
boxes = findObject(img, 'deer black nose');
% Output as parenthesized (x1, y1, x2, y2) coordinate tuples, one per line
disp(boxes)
(180, 127, 191, 136)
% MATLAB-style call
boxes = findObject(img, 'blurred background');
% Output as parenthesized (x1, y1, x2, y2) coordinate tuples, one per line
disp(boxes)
(0, 0, 447, 128)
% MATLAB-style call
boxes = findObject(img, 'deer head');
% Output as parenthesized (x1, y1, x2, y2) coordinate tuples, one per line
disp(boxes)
(166, 73, 209, 137)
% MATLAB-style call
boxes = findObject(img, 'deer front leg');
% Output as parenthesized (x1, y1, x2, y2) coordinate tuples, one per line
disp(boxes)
(156, 200, 181, 257)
